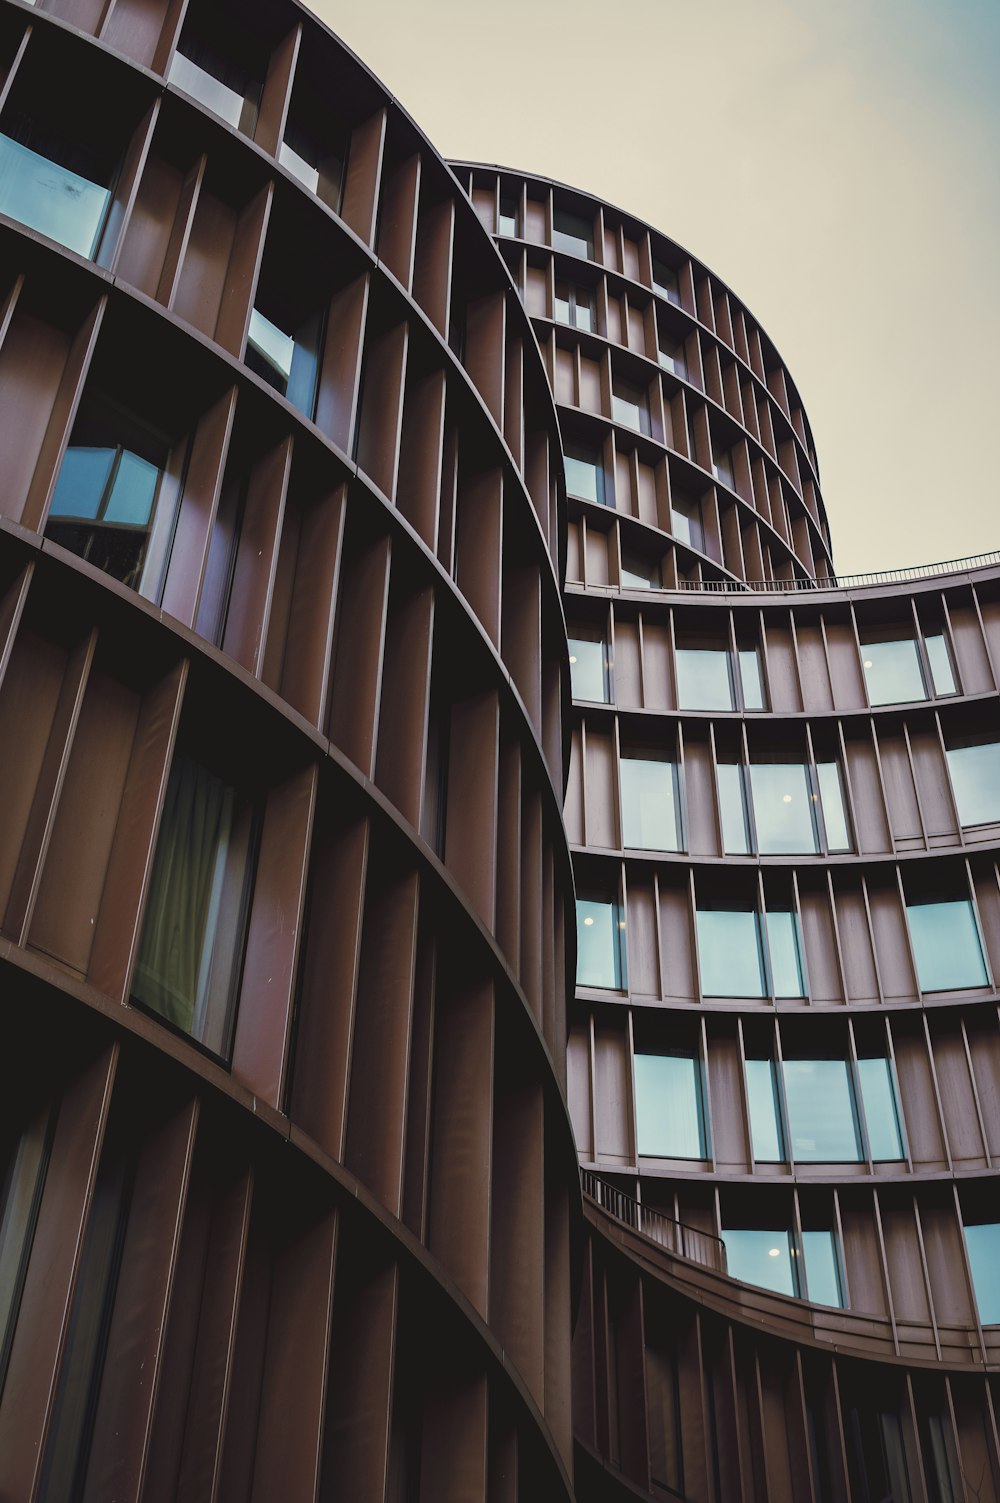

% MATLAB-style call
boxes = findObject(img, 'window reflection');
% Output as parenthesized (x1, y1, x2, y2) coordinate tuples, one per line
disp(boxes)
(857, 1057, 905, 1160)
(964, 1222, 1000, 1324)
(906, 898, 989, 992)
(859, 634, 926, 705)
(946, 740, 1000, 827)
(783, 1059, 861, 1161)
(765, 909, 806, 997)
(746, 1058, 784, 1161)
(696, 907, 765, 997)
(576, 897, 626, 989)
(568, 636, 610, 702)
(0, 127, 112, 258)
(749, 762, 817, 853)
(167, 6, 262, 137)
(676, 647, 734, 711)
(564, 443, 605, 505)
(620, 755, 681, 851)
(246, 304, 323, 419)
(671, 492, 704, 551)
(554, 280, 594, 332)
(722, 1229, 795, 1297)
(634, 1052, 708, 1158)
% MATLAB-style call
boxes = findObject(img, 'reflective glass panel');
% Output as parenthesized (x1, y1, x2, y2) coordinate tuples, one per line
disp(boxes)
(722, 1229, 794, 1297)
(802, 1231, 844, 1307)
(712, 447, 733, 487)
(739, 648, 765, 709)
(47, 447, 115, 520)
(746, 1057, 784, 1161)
(749, 762, 818, 854)
(718, 763, 750, 854)
(103, 450, 159, 526)
(947, 741, 1000, 827)
(766, 909, 806, 997)
(634, 1053, 707, 1158)
(676, 648, 733, 711)
(576, 898, 624, 989)
(554, 291, 572, 325)
(247, 308, 294, 386)
(553, 208, 592, 257)
(658, 335, 686, 378)
(278, 139, 320, 193)
(246, 306, 321, 419)
(964, 1223, 1000, 1324)
(671, 494, 704, 551)
(696, 909, 765, 997)
(860, 636, 926, 705)
(783, 1059, 861, 1161)
(621, 555, 659, 590)
(621, 757, 681, 851)
(907, 899, 988, 992)
(168, 51, 251, 130)
(652, 260, 681, 303)
(926, 633, 957, 695)
(612, 386, 647, 434)
(568, 638, 609, 702)
(564, 450, 604, 504)
(0, 133, 110, 257)
(498, 197, 518, 236)
(817, 761, 851, 850)
(857, 1057, 904, 1161)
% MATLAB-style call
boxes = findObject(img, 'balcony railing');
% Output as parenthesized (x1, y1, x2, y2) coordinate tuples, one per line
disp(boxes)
(581, 1170, 728, 1273)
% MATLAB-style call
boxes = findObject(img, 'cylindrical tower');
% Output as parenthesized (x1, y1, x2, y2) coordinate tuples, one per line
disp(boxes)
(457, 162, 1000, 1503)
(0, 11, 580, 1501)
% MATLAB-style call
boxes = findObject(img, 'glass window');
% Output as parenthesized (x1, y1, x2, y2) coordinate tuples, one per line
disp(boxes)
(553, 207, 593, 258)
(554, 280, 594, 332)
(858, 1057, 905, 1161)
(246, 305, 322, 419)
(711, 444, 734, 488)
(964, 1222, 1000, 1324)
(860, 635, 926, 706)
(749, 763, 818, 854)
(802, 1230, 844, 1307)
(279, 114, 346, 213)
(568, 637, 609, 702)
(722, 1229, 795, 1297)
(612, 380, 649, 435)
(46, 399, 175, 600)
(133, 754, 259, 1057)
(946, 741, 1000, 827)
(167, 9, 262, 136)
(746, 1058, 784, 1161)
(925, 633, 957, 695)
(620, 553, 660, 590)
(671, 493, 704, 552)
(658, 334, 687, 379)
(635, 1052, 708, 1158)
(817, 761, 852, 850)
(906, 898, 989, 992)
(564, 444, 605, 505)
(766, 909, 806, 997)
(676, 648, 733, 711)
(652, 259, 681, 304)
(621, 756, 681, 851)
(718, 762, 751, 854)
(739, 648, 765, 710)
(498, 194, 519, 237)
(576, 898, 625, 989)
(696, 908, 765, 997)
(0, 124, 113, 259)
(783, 1059, 861, 1161)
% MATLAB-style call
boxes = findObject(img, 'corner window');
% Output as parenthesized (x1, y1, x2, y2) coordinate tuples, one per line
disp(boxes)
(576, 896, 626, 989)
(0, 114, 114, 259)
(696, 906, 765, 998)
(246, 304, 323, 419)
(568, 635, 610, 702)
(132, 754, 259, 1058)
(635, 1052, 708, 1158)
(964, 1222, 1000, 1324)
(652, 259, 681, 304)
(906, 897, 989, 992)
(564, 443, 605, 505)
(612, 378, 649, 435)
(946, 739, 1000, 827)
(620, 754, 682, 851)
(554, 279, 594, 332)
(671, 492, 704, 552)
(45, 397, 177, 600)
(553, 206, 593, 258)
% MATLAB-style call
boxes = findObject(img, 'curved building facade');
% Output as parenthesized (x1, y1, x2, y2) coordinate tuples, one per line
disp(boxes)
(0, 8, 578, 1501)
(457, 162, 1000, 1503)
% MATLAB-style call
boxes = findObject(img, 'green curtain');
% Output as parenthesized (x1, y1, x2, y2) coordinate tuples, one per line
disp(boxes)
(133, 755, 234, 1038)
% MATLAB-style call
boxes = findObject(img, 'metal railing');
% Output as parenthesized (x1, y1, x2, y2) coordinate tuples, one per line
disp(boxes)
(581, 1170, 727, 1273)
(668, 548, 1000, 597)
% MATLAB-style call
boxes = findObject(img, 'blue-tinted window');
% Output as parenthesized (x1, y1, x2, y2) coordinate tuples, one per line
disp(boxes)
(564, 445, 605, 505)
(0, 131, 111, 258)
(576, 898, 625, 989)
(246, 305, 322, 419)
(722, 1229, 795, 1297)
(817, 761, 852, 850)
(926, 633, 957, 695)
(676, 648, 733, 711)
(621, 757, 681, 851)
(554, 281, 594, 332)
(964, 1223, 1000, 1324)
(498, 195, 519, 237)
(671, 493, 704, 551)
(739, 648, 765, 710)
(568, 637, 609, 702)
(765, 909, 806, 997)
(746, 1058, 784, 1161)
(635, 1052, 708, 1158)
(857, 1057, 905, 1161)
(696, 908, 765, 997)
(749, 763, 818, 854)
(860, 636, 926, 706)
(718, 763, 751, 855)
(783, 1059, 861, 1162)
(802, 1230, 845, 1307)
(620, 554, 660, 590)
(906, 898, 989, 992)
(946, 741, 1000, 827)
(553, 207, 593, 258)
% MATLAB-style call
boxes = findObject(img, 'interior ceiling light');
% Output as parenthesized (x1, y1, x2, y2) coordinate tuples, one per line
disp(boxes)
(583, 916, 594, 926)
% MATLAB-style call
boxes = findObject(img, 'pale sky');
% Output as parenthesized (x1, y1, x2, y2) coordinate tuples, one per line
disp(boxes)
(307, 0, 1000, 575)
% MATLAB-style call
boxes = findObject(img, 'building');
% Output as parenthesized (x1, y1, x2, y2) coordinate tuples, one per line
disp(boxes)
(0, 4, 996, 1501)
